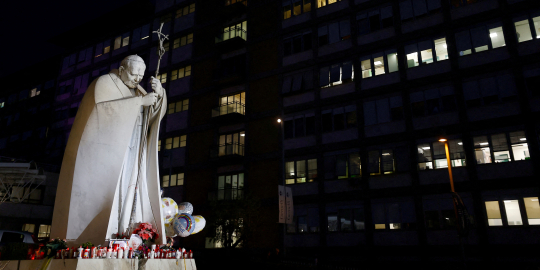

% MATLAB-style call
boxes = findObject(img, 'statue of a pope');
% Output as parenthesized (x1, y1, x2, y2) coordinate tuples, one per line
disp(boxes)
(51, 55, 167, 245)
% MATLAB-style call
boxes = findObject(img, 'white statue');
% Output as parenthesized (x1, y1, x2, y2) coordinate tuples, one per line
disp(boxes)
(51, 55, 167, 245)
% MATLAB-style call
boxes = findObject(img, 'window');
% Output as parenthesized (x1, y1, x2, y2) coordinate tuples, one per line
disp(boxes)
(168, 99, 189, 114)
(217, 173, 244, 200)
(0, 101, 4, 108)
(359, 50, 399, 79)
(286, 159, 317, 184)
(455, 22, 505, 56)
(284, 113, 315, 139)
(283, 0, 311, 20)
(288, 208, 319, 233)
(424, 195, 474, 229)
(217, 21, 247, 43)
(474, 131, 530, 164)
(282, 70, 314, 93)
(326, 208, 364, 232)
(319, 61, 354, 88)
(22, 224, 35, 233)
(212, 92, 246, 117)
(324, 152, 361, 179)
(321, 105, 357, 133)
(225, 0, 247, 6)
(0, 232, 25, 243)
(317, 0, 341, 8)
(372, 200, 417, 230)
(405, 37, 448, 68)
(283, 31, 312, 56)
(485, 197, 540, 226)
(162, 173, 184, 187)
(165, 135, 187, 150)
(463, 74, 517, 107)
(171, 65, 192, 81)
(38, 225, 51, 238)
(161, 13, 172, 23)
(114, 33, 130, 50)
(418, 139, 465, 170)
(157, 73, 167, 83)
(369, 149, 395, 175)
(158, 140, 161, 151)
(95, 40, 111, 57)
(173, 33, 193, 49)
(410, 86, 456, 117)
(219, 132, 245, 156)
(357, 6, 393, 35)
(29, 88, 40, 97)
(450, 0, 480, 8)
(400, 0, 441, 22)
(176, 3, 195, 18)
(318, 20, 351, 46)
(513, 13, 540, 43)
(363, 96, 404, 126)
(132, 24, 150, 42)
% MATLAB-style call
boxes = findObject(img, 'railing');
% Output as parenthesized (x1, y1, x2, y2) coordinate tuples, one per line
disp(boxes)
(212, 102, 246, 117)
(211, 142, 245, 158)
(208, 189, 244, 201)
(215, 26, 247, 43)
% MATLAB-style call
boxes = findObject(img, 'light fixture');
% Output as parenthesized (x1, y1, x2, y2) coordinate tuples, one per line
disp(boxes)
(422, 147, 430, 150)
(490, 33, 498, 38)
(240, 134, 245, 136)
(439, 138, 447, 142)
(520, 138, 526, 141)
(443, 44, 447, 48)
(277, 119, 281, 123)
(532, 199, 538, 201)
(382, 153, 391, 156)
(374, 61, 383, 65)
(504, 200, 512, 203)
(458, 142, 463, 145)
(480, 142, 489, 146)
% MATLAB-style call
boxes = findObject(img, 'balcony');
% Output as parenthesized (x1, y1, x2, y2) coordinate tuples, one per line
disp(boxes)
(211, 142, 245, 158)
(212, 101, 245, 117)
(215, 23, 247, 53)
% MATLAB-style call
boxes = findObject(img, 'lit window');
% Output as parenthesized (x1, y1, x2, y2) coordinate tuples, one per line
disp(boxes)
(317, 0, 341, 8)
(38, 225, 51, 238)
(30, 88, 40, 97)
(157, 73, 167, 84)
(171, 65, 192, 81)
(515, 19, 533, 43)
(162, 173, 184, 187)
(319, 61, 354, 88)
(212, 92, 245, 117)
(217, 21, 247, 43)
(168, 99, 189, 114)
(173, 33, 193, 49)
(285, 159, 317, 184)
(218, 132, 245, 156)
(509, 131, 530, 161)
(368, 149, 394, 175)
(0, 102, 4, 108)
(405, 37, 448, 68)
(359, 49, 399, 79)
(282, 0, 310, 20)
(455, 23, 505, 56)
(114, 36, 122, 50)
(22, 224, 35, 233)
(216, 173, 244, 200)
(474, 131, 529, 165)
(524, 197, 540, 225)
(418, 139, 465, 170)
(225, 0, 247, 6)
(176, 3, 195, 18)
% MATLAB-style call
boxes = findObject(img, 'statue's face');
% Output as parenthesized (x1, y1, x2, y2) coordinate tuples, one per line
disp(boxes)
(119, 61, 145, 89)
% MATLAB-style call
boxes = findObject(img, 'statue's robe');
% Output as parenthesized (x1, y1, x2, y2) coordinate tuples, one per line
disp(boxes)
(50, 69, 167, 245)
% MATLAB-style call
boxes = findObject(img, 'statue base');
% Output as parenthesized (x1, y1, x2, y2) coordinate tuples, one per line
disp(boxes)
(1, 258, 197, 270)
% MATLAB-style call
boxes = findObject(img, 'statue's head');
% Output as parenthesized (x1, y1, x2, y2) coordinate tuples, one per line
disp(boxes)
(118, 55, 146, 89)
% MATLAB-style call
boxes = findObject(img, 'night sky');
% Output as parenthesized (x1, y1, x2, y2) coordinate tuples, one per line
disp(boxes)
(0, 0, 138, 77)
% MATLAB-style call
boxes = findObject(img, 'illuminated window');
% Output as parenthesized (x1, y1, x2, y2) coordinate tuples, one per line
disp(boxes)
(171, 65, 192, 80)
(216, 21, 247, 43)
(360, 49, 398, 79)
(418, 139, 465, 170)
(30, 88, 40, 97)
(486, 197, 540, 226)
(317, 0, 341, 8)
(168, 99, 189, 114)
(22, 224, 35, 233)
(455, 23, 505, 56)
(405, 37, 448, 68)
(524, 197, 540, 225)
(162, 173, 184, 187)
(212, 92, 245, 117)
(38, 225, 51, 238)
(157, 73, 167, 83)
(216, 173, 244, 200)
(218, 132, 245, 156)
(176, 3, 195, 18)
(474, 131, 529, 164)
(173, 33, 193, 49)
(285, 159, 317, 184)
(165, 135, 186, 150)
(319, 61, 354, 88)
(283, 0, 310, 20)
(225, 0, 247, 6)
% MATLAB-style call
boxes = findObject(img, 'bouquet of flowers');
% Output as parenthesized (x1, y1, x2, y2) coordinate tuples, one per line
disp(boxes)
(40, 238, 67, 258)
(132, 223, 159, 243)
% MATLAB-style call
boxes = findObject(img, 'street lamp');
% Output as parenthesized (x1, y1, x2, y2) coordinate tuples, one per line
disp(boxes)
(439, 138, 455, 193)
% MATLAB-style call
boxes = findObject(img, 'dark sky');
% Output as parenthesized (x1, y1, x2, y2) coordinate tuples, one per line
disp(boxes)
(0, 0, 137, 77)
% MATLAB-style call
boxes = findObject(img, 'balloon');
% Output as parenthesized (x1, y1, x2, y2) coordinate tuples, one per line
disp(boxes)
(178, 202, 193, 215)
(191, 215, 206, 234)
(165, 222, 177, 237)
(161, 197, 179, 224)
(173, 213, 195, 237)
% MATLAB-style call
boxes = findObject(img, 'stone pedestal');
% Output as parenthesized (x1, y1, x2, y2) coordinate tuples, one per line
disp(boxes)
(0, 258, 196, 270)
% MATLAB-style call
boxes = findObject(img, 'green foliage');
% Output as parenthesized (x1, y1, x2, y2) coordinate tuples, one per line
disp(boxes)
(82, 242, 93, 249)
(40, 238, 67, 258)
(1, 242, 29, 260)
(207, 193, 263, 249)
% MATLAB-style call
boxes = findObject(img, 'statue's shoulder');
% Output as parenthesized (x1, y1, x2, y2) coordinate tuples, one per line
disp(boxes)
(93, 71, 121, 103)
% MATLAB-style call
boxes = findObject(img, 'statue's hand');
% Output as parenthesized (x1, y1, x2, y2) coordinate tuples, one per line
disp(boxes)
(142, 92, 159, 106)
(150, 76, 163, 97)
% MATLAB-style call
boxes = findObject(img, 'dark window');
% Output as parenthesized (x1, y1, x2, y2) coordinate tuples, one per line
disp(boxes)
(1, 232, 24, 243)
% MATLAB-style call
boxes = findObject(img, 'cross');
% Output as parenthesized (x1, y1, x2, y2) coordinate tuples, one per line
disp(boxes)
(153, 22, 169, 78)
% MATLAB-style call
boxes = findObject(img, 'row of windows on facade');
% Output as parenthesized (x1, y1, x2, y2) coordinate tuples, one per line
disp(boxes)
(21, 224, 51, 238)
(286, 196, 540, 233)
(64, 3, 195, 68)
(162, 172, 245, 202)
(0, 80, 55, 108)
(284, 130, 530, 184)
(284, 10, 540, 62)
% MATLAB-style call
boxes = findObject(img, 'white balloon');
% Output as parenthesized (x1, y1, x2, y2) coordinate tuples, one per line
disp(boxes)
(161, 197, 179, 224)
(192, 215, 206, 234)
(178, 202, 193, 215)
